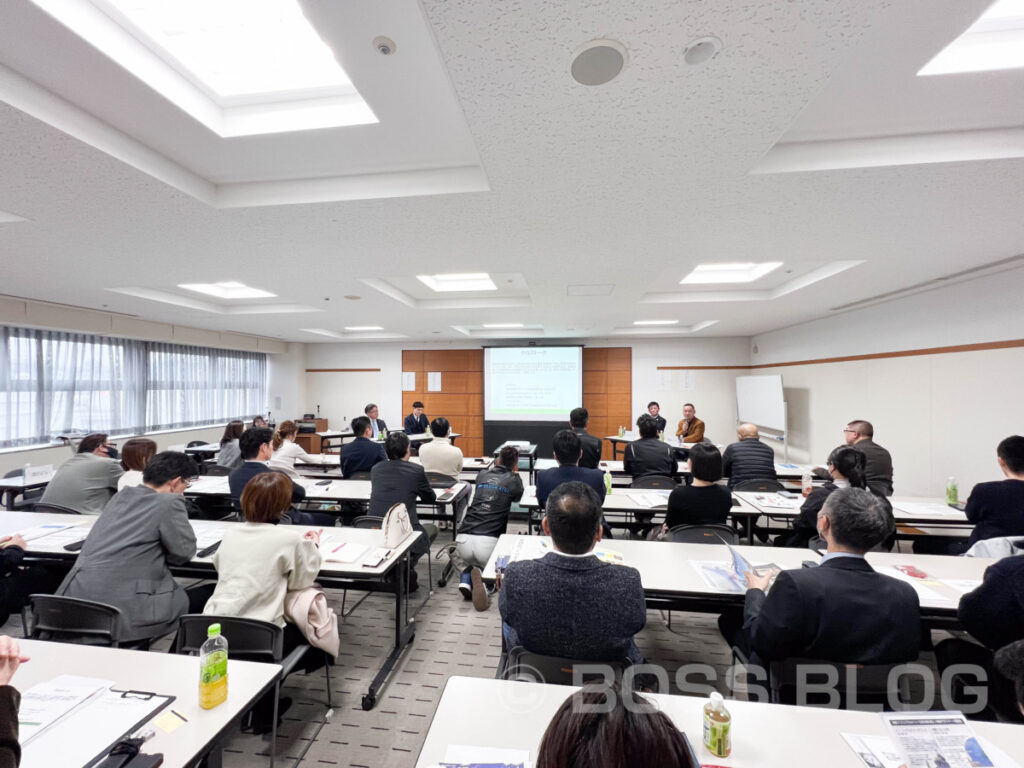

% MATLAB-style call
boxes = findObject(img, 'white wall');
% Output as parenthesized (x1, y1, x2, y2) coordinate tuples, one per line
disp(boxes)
(751, 269, 1024, 496)
(267, 342, 308, 424)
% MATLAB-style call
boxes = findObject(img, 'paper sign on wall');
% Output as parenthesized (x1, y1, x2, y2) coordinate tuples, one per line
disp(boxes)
(428, 371, 442, 391)
(25, 465, 54, 483)
(401, 371, 416, 391)
(657, 371, 695, 390)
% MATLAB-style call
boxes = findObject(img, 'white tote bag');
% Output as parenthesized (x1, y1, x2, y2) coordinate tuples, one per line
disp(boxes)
(382, 503, 413, 548)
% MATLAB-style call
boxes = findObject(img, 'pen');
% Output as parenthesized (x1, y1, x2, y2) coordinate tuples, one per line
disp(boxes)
(332, 542, 347, 553)
(171, 709, 188, 723)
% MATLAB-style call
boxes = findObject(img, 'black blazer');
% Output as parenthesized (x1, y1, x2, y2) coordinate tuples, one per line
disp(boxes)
(572, 428, 603, 469)
(744, 556, 920, 664)
(403, 413, 429, 434)
(499, 552, 646, 663)
(228, 461, 306, 512)
(958, 554, 1024, 651)
(369, 459, 437, 556)
(965, 479, 1024, 546)
(339, 436, 387, 478)
(623, 437, 678, 479)
(851, 439, 894, 497)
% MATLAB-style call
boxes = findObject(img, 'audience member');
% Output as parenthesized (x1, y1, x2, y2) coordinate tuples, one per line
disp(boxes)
(675, 403, 705, 443)
(536, 683, 697, 768)
(369, 432, 437, 584)
(0, 528, 63, 627)
(500, 482, 645, 663)
(719, 488, 919, 671)
(655, 443, 731, 538)
(643, 401, 667, 434)
(268, 420, 324, 478)
(339, 416, 387, 477)
(536, 430, 606, 509)
(624, 414, 678, 479)
(56, 451, 211, 643)
(451, 446, 523, 609)
(118, 437, 157, 490)
(569, 407, 603, 469)
(843, 420, 893, 496)
(216, 420, 245, 470)
(364, 403, 387, 438)
(994, 639, 1024, 718)
(417, 417, 463, 480)
(774, 445, 866, 549)
(0, 635, 26, 768)
(204, 472, 327, 733)
(960, 435, 1024, 548)
(403, 401, 429, 434)
(722, 424, 778, 489)
(39, 432, 123, 515)
(252, 415, 268, 429)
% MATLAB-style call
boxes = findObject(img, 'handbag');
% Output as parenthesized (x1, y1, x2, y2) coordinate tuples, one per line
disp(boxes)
(382, 502, 413, 548)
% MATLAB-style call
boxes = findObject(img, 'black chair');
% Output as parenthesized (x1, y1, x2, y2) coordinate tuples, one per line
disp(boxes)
(667, 523, 738, 545)
(2, 469, 44, 509)
(204, 465, 232, 476)
(30, 501, 81, 515)
(630, 474, 677, 490)
(768, 656, 912, 710)
(351, 515, 381, 529)
(174, 614, 333, 767)
(424, 470, 465, 534)
(348, 470, 373, 481)
(28, 594, 134, 648)
(500, 645, 629, 687)
(733, 479, 787, 493)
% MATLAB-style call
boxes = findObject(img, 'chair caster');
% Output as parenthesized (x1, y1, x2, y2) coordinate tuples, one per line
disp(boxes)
(361, 693, 376, 711)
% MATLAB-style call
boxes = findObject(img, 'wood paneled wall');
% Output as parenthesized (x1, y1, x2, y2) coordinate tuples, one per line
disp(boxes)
(401, 350, 483, 457)
(582, 347, 632, 460)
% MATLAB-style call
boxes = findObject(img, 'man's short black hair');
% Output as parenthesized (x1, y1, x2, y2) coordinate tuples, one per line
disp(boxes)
(683, 403, 695, 410)
(552, 429, 582, 465)
(78, 433, 109, 454)
(412, 401, 424, 409)
(430, 417, 450, 437)
(636, 414, 658, 439)
(545, 481, 602, 555)
(497, 445, 519, 470)
(364, 403, 377, 415)
(647, 401, 659, 409)
(997, 435, 1024, 474)
(569, 407, 589, 428)
(386, 431, 410, 460)
(688, 443, 722, 483)
(143, 451, 198, 486)
(240, 427, 273, 460)
(847, 420, 874, 438)
(821, 487, 893, 552)
(351, 416, 371, 436)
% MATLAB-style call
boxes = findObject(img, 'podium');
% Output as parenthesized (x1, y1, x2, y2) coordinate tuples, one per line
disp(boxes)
(295, 418, 329, 453)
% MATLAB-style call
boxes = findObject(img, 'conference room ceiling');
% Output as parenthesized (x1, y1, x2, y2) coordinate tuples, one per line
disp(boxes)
(1, 0, 1022, 343)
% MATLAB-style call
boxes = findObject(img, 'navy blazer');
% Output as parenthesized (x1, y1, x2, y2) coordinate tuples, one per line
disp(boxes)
(958, 554, 1024, 651)
(500, 551, 646, 663)
(536, 465, 606, 508)
(744, 556, 920, 664)
(340, 436, 387, 478)
(228, 461, 305, 513)
(403, 413, 429, 434)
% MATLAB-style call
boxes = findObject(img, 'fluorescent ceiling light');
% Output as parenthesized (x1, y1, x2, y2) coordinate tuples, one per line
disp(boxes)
(483, 323, 524, 329)
(177, 281, 275, 299)
(680, 262, 783, 285)
(633, 320, 679, 326)
(33, 0, 377, 136)
(416, 273, 497, 292)
(919, 0, 1024, 75)
(301, 328, 344, 338)
(343, 325, 384, 331)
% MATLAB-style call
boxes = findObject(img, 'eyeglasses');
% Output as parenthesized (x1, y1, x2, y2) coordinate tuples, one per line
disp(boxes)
(842, 429, 857, 434)
(185, 476, 199, 488)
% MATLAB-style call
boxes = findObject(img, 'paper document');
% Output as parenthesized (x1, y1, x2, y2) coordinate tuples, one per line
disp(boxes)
(433, 744, 531, 768)
(878, 567, 954, 606)
(842, 732, 914, 768)
(882, 711, 1017, 768)
(691, 553, 780, 594)
(893, 501, 966, 519)
(631, 491, 670, 508)
(750, 493, 799, 510)
(22, 525, 90, 549)
(11, 523, 78, 543)
(18, 675, 112, 744)
(593, 548, 626, 566)
(320, 537, 370, 564)
(943, 578, 982, 595)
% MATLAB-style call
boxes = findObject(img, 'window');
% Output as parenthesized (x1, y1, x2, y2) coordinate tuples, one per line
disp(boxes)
(0, 326, 267, 449)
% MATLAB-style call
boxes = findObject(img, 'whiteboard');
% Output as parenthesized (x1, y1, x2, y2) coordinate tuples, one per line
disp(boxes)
(306, 371, 382, 431)
(735, 375, 786, 433)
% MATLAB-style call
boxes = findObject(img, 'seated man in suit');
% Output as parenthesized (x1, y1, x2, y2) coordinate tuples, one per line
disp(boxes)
(39, 432, 123, 515)
(642, 401, 666, 434)
(500, 481, 646, 664)
(569, 407, 602, 469)
(339, 416, 387, 478)
(364, 403, 387, 439)
(843, 420, 893, 497)
(229, 427, 332, 526)
(675, 403, 705, 444)
(720, 487, 920, 676)
(403, 401, 429, 434)
(624, 415, 679, 479)
(369, 432, 437, 587)
(722, 424, 778, 489)
(537, 430, 606, 508)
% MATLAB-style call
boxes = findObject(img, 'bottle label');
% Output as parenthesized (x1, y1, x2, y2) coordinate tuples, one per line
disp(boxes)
(201, 650, 228, 683)
(703, 712, 731, 757)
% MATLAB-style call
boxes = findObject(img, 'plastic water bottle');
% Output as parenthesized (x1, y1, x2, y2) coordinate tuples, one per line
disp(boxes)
(426, 425, 432, 438)
(199, 623, 228, 709)
(659, 431, 665, 442)
(618, 425, 624, 438)
(702, 691, 732, 757)
(946, 476, 959, 505)
(801, 471, 813, 497)
(604, 470, 613, 496)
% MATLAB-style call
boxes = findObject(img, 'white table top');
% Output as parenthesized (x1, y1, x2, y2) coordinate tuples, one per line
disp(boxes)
(316, 429, 354, 438)
(517, 485, 762, 517)
(737, 493, 970, 525)
(415, 676, 1024, 768)
(12, 638, 279, 768)
(0, 471, 56, 489)
(411, 456, 494, 471)
(408, 432, 461, 443)
(184, 443, 220, 452)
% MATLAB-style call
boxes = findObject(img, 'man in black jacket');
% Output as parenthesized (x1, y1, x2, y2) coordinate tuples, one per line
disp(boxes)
(451, 446, 524, 609)
(844, 420, 893, 497)
(370, 432, 437, 578)
(720, 488, 920, 680)
(339, 416, 387, 477)
(623, 414, 679, 479)
(723, 424, 778, 489)
(569, 407, 603, 469)
(499, 481, 646, 664)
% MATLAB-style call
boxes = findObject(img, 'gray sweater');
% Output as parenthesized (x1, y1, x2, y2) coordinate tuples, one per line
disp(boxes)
(39, 452, 123, 515)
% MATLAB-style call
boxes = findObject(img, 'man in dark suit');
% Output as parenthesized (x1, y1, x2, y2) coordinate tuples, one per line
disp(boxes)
(643, 401, 667, 434)
(339, 416, 387, 478)
(720, 487, 920, 672)
(536, 430, 606, 508)
(569, 407, 602, 469)
(844, 420, 893, 497)
(369, 432, 437, 573)
(403, 401, 429, 434)
(499, 481, 646, 663)
(624, 414, 679, 479)
(364, 403, 388, 439)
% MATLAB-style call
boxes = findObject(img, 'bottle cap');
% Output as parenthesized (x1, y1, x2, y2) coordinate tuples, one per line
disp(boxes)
(709, 691, 724, 708)
(207, 623, 221, 637)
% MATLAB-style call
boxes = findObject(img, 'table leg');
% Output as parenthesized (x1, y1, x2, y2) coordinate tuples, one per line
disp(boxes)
(361, 553, 416, 711)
